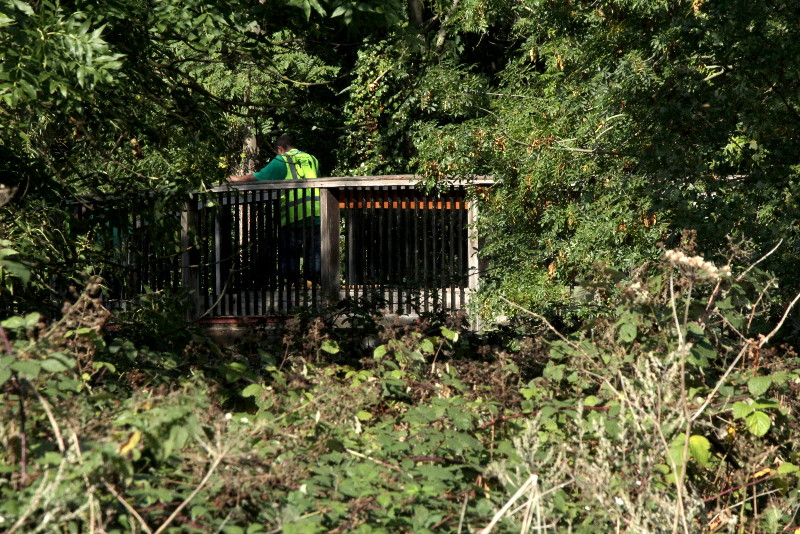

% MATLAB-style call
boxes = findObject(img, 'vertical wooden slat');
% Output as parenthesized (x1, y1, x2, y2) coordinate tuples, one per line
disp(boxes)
(433, 192, 440, 310)
(366, 187, 374, 296)
(181, 195, 200, 321)
(380, 187, 387, 308)
(459, 188, 466, 309)
(293, 185, 301, 308)
(281, 187, 290, 311)
(242, 191, 250, 316)
(467, 200, 482, 305)
(344, 188, 351, 300)
(233, 192, 241, 316)
(310, 190, 318, 309)
(449, 186, 456, 310)
(421, 191, 428, 312)
(357, 187, 364, 300)
(299, 186, 308, 307)
(213, 197, 223, 316)
(434, 194, 439, 311)
(254, 190, 263, 316)
(402, 187, 409, 313)
(320, 187, 340, 306)
(412, 190, 419, 313)
(269, 189, 278, 314)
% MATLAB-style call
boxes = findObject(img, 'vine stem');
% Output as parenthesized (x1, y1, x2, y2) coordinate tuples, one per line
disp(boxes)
(669, 272, 691, 534)
(152, 446, 227, 534)
(692, 289, 800, 424)
(736, 239, 783, 282)
(27, 379, 65, 453)
(104, 482, 153, 533)
(498, 296, 587, 356)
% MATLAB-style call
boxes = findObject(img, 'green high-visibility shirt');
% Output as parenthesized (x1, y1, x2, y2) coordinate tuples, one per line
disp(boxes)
(254, 149, 320, 226)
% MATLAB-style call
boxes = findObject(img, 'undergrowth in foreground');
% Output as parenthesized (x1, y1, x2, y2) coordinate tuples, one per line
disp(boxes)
(1, 244, 800, 533)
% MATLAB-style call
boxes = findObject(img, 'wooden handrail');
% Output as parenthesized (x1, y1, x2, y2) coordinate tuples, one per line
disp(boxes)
(181, 175, 493, 319)
(206, 174, 494, 193)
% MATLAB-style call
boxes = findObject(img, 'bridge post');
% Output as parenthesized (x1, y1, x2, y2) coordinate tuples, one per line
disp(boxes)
(320, 187, 340, 305)
(467, 201, 487, 329)
(181, 195, 201, 321)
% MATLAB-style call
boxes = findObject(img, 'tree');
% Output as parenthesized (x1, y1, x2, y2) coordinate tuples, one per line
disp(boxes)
(406, 0, 800, 325)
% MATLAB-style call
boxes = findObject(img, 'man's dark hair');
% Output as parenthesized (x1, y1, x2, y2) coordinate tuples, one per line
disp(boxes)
(275, 134, 294, 150)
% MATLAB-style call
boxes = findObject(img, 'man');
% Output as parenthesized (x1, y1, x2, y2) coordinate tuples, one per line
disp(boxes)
(229, 134, 321, 285)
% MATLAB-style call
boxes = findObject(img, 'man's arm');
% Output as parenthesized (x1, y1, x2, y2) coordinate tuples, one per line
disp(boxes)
(228, 155, 286, 183)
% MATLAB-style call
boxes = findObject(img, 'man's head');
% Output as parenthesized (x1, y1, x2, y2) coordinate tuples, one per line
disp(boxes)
(275, 134, 294, 154)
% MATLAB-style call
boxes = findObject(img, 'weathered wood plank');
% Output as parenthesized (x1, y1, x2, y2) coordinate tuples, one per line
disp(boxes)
(320, 188, 340, 305)
(206, 175, 494, 192)
(181, 196, 201, 320)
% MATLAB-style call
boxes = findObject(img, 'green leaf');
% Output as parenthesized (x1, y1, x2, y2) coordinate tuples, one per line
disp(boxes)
(686, 322, 704, 336)
(419, 338, 435, 353)
(745, 411, 771, 437)
(10, 359, 40, 379)
(0, 367, 10, 387)
(40, 358, 70, 373)
(373, 345, 387, 359)
(583, 395, 600, 407)
(11, 0, 34, 15)
(543, 363, 564, 382)
(355, 410, 372, 421)
(308, 0, 326, 16)
(668, 433, 688, 467)
(618, 322, 637, 342)
(732, 401, 753, 419)
(1, 312, 40, 330)
(747, 375, 772, 397)
(241, 384, 263, 398)
(688, 435, 711, 467)
(777, 462, 799, 474)
(440, 326, 458, 342)
(321, 340, 340, 354)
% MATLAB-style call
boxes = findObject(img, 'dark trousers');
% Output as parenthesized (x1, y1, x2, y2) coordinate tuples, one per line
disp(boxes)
(279, 223, 320, 284)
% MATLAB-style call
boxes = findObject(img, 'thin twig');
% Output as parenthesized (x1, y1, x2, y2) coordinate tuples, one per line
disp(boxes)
(345, 448, 408, 476)
(104, 482, 153, 533)
(737, 239, 783, 282)
(690, 341, 751, 423)
(27, 380, 66, 453)
(746, 276, 775, 333)
(508, 478, 574, 516)
(13, 376, 28, 488)
(0, 325, 13, 353)
(153, 448, 227, 534)
(498, 297, 587, 356)
(758, 290, 800, 348)
(8, 461, 69, 534)
(480, 474, 538, 534)
(668, 272, 691, 534)
(457, 491, 469, 534)
(702, 473, 777, 503)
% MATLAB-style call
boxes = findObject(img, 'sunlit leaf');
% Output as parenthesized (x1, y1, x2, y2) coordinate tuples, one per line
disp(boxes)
(748, 375, 772, 397)
(689, 435, 711, 467)
(745, 411, 771, 437)
(119, 430, 142, 455)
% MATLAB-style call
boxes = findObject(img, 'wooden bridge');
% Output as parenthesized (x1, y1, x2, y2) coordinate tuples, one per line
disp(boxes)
(100, 176, 491, 320)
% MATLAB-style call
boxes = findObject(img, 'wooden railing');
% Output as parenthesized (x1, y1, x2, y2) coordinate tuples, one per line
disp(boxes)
(81, 176, 490, 318)
(181, 176, 491, 318)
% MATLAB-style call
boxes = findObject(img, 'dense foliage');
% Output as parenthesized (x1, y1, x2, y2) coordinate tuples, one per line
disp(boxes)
(2, 250, 800, 532)
(3, 0, 800, 319)
(3, 0, 800, 532)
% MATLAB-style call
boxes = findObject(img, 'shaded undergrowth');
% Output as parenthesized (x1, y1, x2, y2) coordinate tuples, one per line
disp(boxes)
(2, 245, 800, 533)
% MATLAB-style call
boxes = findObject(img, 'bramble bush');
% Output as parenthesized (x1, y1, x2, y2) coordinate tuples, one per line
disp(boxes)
(1, 242, 800, 533)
